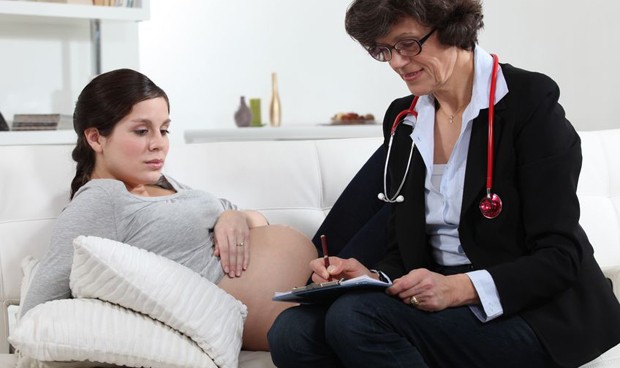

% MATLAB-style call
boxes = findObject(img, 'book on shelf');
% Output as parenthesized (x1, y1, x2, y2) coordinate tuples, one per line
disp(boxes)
(35, 0, 94, 5)
(92, 0, 136, 7)
(0, 112, 8, 132)
(11, 113, 73, 131)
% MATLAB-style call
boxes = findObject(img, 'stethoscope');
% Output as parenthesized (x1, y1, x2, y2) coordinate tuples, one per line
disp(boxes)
(378, 54, 503, 220)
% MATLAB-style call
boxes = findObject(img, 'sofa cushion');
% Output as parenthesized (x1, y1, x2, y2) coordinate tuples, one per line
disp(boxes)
(8, 298, 215, 368)
(15, 257, 39, 324)
(69, 235, 246, 368)
(580, 343, 620, 368)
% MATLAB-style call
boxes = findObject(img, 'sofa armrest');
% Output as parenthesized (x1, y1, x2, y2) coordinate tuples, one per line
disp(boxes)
(602, 266, 620, 303)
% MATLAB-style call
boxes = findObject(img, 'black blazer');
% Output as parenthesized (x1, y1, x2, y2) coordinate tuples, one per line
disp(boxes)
(375, 63, 620, 367)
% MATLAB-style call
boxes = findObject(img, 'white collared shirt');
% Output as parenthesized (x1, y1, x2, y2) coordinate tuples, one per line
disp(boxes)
(402, 46, 507, 321)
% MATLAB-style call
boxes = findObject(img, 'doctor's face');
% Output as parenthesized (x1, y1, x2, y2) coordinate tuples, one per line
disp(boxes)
(376, 17, 461, 97)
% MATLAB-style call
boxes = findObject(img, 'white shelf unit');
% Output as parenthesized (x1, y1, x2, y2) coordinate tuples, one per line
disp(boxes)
(184, 125, 384, 143)
(0, 0, 149, 22)
(0, 130, 76, 145)
(0, 0, 149, 144)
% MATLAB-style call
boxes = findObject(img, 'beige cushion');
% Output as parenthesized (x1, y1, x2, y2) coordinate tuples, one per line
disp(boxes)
(69, 235, 246, 368)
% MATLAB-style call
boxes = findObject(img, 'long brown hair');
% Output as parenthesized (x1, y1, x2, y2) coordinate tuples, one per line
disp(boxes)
(70, 69, 169, 199)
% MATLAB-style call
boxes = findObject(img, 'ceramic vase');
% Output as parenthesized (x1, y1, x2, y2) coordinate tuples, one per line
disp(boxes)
(269, 73, 281, 127)
(250, 98, 262, 126)
(234, 96, 252, 127)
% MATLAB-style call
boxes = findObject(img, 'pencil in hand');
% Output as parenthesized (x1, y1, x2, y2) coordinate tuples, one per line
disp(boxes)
(320, 234, 332, 280)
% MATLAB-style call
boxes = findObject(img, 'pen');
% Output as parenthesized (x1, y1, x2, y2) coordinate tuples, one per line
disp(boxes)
(320, 234, 332, 281)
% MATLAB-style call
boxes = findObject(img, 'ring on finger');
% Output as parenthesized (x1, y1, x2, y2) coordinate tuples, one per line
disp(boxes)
(410, 296, 419, 306)
(236, 241, 244, 247)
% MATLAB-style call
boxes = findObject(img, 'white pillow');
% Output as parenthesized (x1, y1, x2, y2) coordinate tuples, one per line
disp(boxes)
(69, 235, 247, 368)
(16, 255, 40, 322)
(10, 255, 40, 354)
(9, 298, 217, 368)
(16, 354, 116, 368)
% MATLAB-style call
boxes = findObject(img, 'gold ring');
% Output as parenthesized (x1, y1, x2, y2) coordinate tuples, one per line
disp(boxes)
(410, 296, 419, 306)
(236, 242, 244, 247)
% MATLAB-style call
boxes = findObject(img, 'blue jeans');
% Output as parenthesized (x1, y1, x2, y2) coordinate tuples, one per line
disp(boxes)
(268, 291, 556, 368)
(311, 146, 389, 267)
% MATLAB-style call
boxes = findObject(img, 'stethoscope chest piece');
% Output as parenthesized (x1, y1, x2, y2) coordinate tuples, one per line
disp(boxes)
(479, 192, 502, 219)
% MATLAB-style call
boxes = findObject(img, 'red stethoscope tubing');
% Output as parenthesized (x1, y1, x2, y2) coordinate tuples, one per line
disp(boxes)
(383, 54, 501, 218)
(391, 96, 420, 136)
(486, 54, 499, 193)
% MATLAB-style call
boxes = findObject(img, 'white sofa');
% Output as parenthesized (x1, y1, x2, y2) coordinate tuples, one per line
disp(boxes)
(1, 131, 619, 367)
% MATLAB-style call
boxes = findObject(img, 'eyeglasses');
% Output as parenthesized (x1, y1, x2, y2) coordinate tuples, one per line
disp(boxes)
(367, 29, 436, 62)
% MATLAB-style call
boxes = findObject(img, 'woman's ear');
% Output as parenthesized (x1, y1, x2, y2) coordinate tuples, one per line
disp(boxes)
(84, 127, 103, 153)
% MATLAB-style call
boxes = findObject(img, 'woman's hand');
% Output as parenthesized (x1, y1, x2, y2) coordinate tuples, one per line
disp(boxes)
(213, 210, 251, 278)
(386, 268, 478, 311)
(310, 256, 369, 283)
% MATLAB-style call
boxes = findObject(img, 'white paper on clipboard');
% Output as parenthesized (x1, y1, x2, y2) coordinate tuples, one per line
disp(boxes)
(273, 275, 392, 303)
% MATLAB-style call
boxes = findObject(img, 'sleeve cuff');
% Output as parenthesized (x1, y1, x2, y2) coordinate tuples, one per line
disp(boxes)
(466, 270, 503, 322)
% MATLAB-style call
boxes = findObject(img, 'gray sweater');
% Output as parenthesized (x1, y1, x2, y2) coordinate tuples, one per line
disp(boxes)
(21, 176, 235, 315)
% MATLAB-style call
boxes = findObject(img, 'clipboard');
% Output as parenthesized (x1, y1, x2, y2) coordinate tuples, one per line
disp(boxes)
(273, 275, 392, 303)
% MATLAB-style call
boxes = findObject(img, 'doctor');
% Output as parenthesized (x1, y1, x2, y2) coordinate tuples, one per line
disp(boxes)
(268, 0, 620, 367)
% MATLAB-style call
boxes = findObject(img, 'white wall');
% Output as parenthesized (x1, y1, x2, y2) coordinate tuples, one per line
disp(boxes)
(139, 0, 620, 133)
(479, 0, 620, 132)
(1, 1, 618, 136)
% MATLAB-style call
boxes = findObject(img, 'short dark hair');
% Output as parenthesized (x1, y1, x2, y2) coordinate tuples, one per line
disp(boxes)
(70, 69, 169, 198)
(345, 0, 484, 50)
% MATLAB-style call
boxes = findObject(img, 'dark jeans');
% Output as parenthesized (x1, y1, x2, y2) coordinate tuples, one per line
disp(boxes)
(311, 146, 389, 267)
(268, 291, 556, 368)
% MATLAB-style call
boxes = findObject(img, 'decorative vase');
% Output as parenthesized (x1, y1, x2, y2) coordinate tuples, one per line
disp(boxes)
(234, 96, 252, 127)
(269, 72, 281, 127)
(250, 98, 262, 126)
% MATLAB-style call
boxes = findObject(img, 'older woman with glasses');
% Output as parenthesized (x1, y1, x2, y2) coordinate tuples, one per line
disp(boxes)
(267, 0, 620, 367)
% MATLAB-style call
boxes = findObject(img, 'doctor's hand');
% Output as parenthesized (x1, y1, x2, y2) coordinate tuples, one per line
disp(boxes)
(310, 256, 369, 283)
(386, 268, 478, 311)
(213, 210, 251, 278)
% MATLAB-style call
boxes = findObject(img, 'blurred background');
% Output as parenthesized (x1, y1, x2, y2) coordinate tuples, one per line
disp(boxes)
(1, 0, 618, 140)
